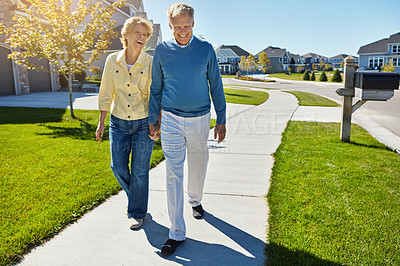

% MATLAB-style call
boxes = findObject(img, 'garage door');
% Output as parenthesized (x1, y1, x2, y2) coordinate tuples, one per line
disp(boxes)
(0, 46, 16, 96)
(28, 57, 52, 93)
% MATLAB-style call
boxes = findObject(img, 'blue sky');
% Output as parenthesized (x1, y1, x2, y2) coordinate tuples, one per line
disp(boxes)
(144, 0, 400, 57)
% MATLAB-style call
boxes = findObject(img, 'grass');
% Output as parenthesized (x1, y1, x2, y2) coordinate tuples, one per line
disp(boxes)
(210, 119, 216, 128)
(266, 121, 400, 265)
(269, 71, 343, 83)
(0, 105, 229, 265)
(224, 88, 269, 105)
(284, 91, 340, 107)
(0, 107, 164, 265)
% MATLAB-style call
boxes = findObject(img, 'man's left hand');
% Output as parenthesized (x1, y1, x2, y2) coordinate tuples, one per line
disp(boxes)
(214, 124, 226, 143)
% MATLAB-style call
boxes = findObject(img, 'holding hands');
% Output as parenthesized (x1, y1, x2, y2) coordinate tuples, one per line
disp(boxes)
(148, 120, 161, 140)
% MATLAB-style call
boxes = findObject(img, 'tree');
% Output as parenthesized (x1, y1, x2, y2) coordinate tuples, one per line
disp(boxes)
(90, 66, 102, 78)
(319, 70, 328, 82)
(257, 51, 271, 79)
(331, 69, 342, 82)
(311, 71, 316, 81)
(247, 54, 257, 73)
(325, 63, 331, 71)
(238, 55, 248, 74)
(312, 63, 317, 71)
(340, 61, 344, 68)
(319, 60, 325, 71)
(0, 0, 125, 118)
(297, 64, 304, 73)
(383, 59, 395, 72)
(303, 70, 310, 80)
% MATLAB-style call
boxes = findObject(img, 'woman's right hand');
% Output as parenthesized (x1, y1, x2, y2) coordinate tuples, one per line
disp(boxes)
(96, 111, 108, 142)
(96, 122, 105, 142)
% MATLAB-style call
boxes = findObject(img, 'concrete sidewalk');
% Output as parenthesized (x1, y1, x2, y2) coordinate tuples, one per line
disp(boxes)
(5, 86, 397, 265)
(15, 90, 298, 265)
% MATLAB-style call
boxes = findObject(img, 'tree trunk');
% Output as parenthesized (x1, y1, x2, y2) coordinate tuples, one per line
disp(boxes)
(67, 70, 75, 118)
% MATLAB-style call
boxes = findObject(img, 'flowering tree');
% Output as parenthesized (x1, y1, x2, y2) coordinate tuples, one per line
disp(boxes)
(0, 0, 125, 118)
(246, 54, 257, 73)
(383, 60, 395, 72)
(257, 51, 271, 79)
(238, 55, 248, 74)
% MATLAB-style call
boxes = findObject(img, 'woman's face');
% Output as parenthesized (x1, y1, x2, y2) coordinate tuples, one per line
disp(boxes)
(125, 24, 148, 51)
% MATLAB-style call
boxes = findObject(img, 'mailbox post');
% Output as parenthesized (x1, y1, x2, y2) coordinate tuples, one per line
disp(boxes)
(336, 56, 400, 142)
(340, 56, 355, 142)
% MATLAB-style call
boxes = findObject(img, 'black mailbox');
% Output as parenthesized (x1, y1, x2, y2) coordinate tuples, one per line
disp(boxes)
(354, 72, 400, 101)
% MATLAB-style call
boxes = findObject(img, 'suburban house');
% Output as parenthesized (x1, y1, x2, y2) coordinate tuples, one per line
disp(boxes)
(0, 0, 161, 96)
(0, 0, 58, 96)
(83, 0, 162, 76)
(256, 46, 304, 73)
(302, 53, 329, 71)
(289, 54, 306, 73)
(329, 54, 358, 70)
(357, 32, 400, 72)
(215, 45, 250, 74)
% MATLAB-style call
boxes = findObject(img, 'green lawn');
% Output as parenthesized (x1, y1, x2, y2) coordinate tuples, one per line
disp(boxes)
(0, 107, 164, 265)
(224, 88, 269, 105)
(267, 121, 400, 265)
(284, 91, 340, 107)
(269, 71, 343, 83)
(0, 95, 245, 265)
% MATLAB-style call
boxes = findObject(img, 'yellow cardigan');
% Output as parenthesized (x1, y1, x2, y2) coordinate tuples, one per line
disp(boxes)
(98, 49, 152, 120)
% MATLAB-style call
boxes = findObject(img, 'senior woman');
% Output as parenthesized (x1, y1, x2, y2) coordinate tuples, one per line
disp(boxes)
(95, 17, 157, 230)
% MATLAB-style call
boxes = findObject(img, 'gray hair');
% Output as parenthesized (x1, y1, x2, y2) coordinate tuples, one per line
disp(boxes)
(167, 3, 194, 22)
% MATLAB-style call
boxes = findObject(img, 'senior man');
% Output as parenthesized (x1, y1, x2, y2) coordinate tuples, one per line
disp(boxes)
(148, 2, 226, 257)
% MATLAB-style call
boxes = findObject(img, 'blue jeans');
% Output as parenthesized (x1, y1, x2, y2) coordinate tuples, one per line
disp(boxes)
(109, 115, 154, 219)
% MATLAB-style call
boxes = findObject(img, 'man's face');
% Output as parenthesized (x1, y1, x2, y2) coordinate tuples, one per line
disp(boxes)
(169, 13, 194, 46)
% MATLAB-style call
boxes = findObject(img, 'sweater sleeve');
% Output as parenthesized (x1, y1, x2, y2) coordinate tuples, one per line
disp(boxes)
(148, 46, 163, 125)
(207, 45, 226, 125)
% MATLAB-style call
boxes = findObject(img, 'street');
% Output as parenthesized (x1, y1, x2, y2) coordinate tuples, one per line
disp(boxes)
(223, 76, 400, 137)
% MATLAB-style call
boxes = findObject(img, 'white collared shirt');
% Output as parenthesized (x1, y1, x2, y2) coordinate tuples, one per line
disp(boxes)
(173, 35, 194, 48)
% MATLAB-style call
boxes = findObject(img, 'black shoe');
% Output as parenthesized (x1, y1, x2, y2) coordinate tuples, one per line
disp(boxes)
(192, 204, 204, 219)
(161, 239, 184, 256)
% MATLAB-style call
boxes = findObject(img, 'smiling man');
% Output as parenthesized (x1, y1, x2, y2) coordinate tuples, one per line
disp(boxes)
(148, 2, 226, 257)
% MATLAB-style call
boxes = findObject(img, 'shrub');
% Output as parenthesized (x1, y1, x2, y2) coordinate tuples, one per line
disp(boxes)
(90, 66, 102, 77)
(383, 60, 395, 72)
(74, 70, 87, 82)
(303, 70, 310, 80)
(331, 69, 342, 82)
(92, 76, 102, 81)
(319, 70, 328, 82)
(310, 71, 316, 81)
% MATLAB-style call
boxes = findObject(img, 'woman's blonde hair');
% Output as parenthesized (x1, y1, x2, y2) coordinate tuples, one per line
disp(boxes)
(120, 17, 153, 48)
(167, 3, 194, 22)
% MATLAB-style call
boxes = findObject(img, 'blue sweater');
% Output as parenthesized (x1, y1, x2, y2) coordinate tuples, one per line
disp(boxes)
(148, 36, 226, 125)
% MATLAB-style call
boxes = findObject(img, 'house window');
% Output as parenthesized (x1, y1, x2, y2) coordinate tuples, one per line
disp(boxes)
(279, 58, 282, 63)
(369, 56, 384, 67)
(393, 45, 399, 53)
(391, 58, 400, 67)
